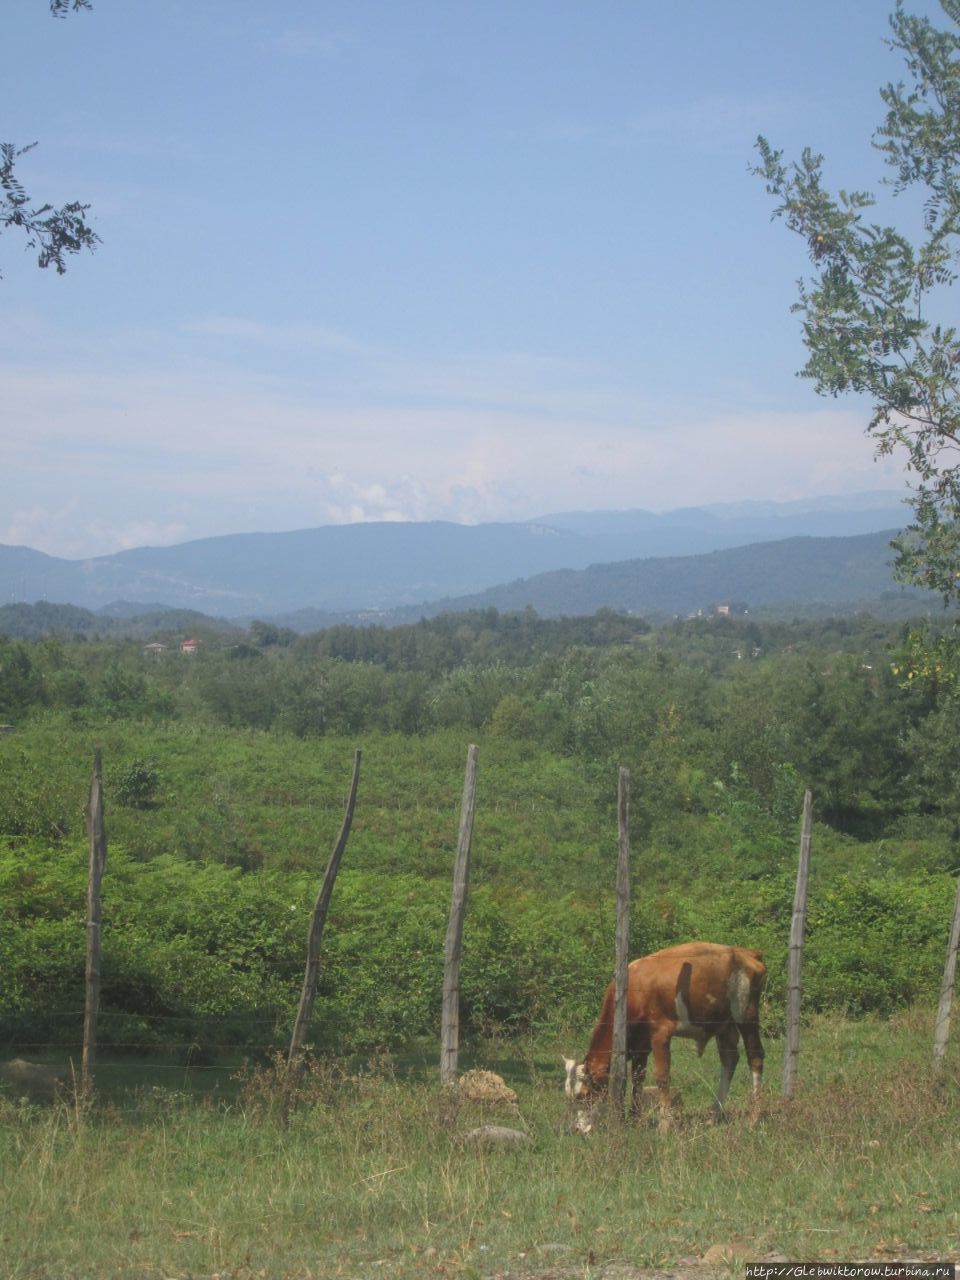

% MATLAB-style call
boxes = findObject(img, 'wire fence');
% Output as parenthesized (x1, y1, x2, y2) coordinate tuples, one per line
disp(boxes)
(0, 1002, 446, 1119)
(1, 1007, 294, 1060)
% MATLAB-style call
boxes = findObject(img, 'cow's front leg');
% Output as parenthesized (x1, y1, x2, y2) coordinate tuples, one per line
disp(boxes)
(629, 1046, 649, 1118)
(651, 1031, 673, 1133)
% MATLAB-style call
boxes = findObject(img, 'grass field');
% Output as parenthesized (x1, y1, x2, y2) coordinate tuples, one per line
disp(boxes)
(2, 1010, 959, 1279)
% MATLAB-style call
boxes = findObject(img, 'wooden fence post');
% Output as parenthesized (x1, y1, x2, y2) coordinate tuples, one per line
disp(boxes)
(782, 789, 812, 1099)
(82, 747, 108, 1096)
(609, 766, 631, 1120)
(288, 749, 361, 1076)
(440, 744, 479, 1086)
(933, 872, 960, 1069)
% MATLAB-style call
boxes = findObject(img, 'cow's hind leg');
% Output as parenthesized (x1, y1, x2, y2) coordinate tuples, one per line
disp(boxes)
(737, 1018, 764, 1122)
(713, 1023, 740, 1122)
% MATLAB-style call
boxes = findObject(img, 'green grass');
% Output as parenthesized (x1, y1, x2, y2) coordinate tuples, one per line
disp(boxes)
(0, 717, 610, 885)
(2, 1011, 959, 1279)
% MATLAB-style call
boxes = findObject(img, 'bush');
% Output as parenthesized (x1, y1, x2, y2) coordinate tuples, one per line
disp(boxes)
(113, 758, 161, 809)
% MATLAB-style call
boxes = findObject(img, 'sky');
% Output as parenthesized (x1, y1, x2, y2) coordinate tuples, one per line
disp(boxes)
(1, 0, 944, 560)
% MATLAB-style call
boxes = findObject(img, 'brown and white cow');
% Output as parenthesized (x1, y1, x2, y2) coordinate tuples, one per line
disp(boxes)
(564, 942, 766, 1133)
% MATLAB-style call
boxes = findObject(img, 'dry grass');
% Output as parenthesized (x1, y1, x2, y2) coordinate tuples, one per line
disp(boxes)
(1, 1013, 959, 1279)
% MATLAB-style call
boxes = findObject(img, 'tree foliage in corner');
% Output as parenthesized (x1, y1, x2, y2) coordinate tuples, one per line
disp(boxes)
(756, 1, 960, 604)
(1, 0, 97, 277)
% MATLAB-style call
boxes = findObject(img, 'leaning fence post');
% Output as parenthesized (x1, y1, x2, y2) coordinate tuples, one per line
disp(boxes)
(82, 747, 108, 1096)
(782, 789, 812, 1099)
(440, 744, 479, 1086)
(609, 766, 631, 1120)
(933, 872, 960, 1069)
(288, 749, 361, 1079)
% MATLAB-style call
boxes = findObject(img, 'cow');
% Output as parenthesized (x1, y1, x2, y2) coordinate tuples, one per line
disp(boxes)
(564, 941, 766, 1133)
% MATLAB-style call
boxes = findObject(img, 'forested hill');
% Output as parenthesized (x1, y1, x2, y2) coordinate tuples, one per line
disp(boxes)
(401, 529, 934, 620)
(0, 530, 938, 636)
(0, 493, 908, 617)
(0, 601, 239, 641)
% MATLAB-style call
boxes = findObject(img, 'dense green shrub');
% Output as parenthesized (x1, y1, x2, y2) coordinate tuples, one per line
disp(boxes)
(2, 611, 959, 1063)
(693, 868, 956, 1027)
(0, 746, 78, 841)
(113, 758, 161, 808)
(2, 834, 956, 1058)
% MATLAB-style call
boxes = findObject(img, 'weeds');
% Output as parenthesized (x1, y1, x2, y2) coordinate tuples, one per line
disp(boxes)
(234, 1048, 341, 1121)
(2, 1017, 958, 1278)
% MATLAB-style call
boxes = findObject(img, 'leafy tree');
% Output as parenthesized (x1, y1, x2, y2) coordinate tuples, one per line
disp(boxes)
(755, 1, 960, 600)
(2, 0, 97, 276)
(0, 639, 46, 717)
(776, 655, 917, 832)
(250, 620, 295, 648)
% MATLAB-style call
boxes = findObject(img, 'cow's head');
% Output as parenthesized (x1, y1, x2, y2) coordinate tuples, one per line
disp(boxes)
(563, 1057, 600, 1134)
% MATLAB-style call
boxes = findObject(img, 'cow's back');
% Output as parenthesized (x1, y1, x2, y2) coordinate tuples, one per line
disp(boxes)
(626, 942, 764, 1027)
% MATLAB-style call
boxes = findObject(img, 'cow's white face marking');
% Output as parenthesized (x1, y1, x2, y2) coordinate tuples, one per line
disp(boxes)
(563, 1058, 596, 1133)
(563, 1057, 589, 1099)
(563, 1057, 578, 1098)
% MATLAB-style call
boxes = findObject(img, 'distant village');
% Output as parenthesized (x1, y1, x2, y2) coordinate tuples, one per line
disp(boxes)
(142, 638, 200, 657)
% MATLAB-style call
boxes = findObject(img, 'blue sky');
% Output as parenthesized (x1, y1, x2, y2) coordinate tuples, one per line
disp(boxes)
(1, 0, 940, 558)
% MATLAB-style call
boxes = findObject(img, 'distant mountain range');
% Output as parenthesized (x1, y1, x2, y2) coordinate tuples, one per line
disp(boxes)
(0, 492, 912, 618)
(396, 529, 931, 621)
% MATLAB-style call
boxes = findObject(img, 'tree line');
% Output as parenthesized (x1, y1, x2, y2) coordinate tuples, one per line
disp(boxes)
(1, 607, 956, 836)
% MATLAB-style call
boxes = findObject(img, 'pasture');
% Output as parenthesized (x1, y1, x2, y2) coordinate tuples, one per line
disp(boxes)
(2, 1011, 958, 1279)
(3, 623, 960, 1276)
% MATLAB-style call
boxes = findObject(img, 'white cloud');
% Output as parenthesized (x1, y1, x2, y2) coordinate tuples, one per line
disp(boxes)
(266, 28, 352, 59)
(625, 93, 787, 141)
(0, 319, 911, 558)
(1, 502, 190, 561)
(527, 92, 789, 151)
(182, 316, 373, 358)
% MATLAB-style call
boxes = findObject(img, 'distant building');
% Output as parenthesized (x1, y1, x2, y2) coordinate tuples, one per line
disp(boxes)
(0, 724, 15, 735)
(180, 638, 200, 655)
(143, 642, 167, 658)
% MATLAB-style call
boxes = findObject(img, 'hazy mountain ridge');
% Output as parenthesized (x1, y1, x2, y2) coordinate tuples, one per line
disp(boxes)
(0, 493, 910, 617)
(397, 530, 935, 622)
(0, 529, 940, 638)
